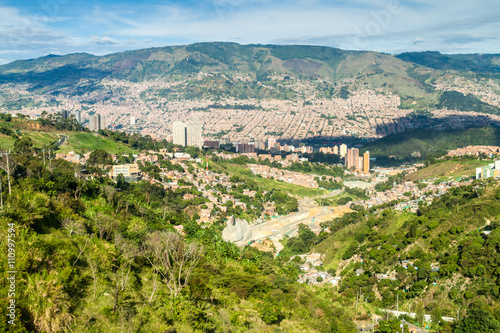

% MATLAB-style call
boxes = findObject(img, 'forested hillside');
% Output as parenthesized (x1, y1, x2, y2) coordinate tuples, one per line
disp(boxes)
(310, 180, 500, 331)
(2, 119, 500, 332)
(0, 135, 357, 332)
(362, 126, 500, 163)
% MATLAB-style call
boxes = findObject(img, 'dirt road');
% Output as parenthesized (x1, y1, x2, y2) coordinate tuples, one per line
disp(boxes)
(236, 190, 350, 252)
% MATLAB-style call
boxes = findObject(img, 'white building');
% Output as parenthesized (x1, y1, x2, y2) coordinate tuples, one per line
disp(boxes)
(109, 164, 140, 179)
(340, 144, 347, 158)
(89, 114, 105, 132)
(172, 121, 203, 148)
(74, 110, 81, 124)
(476, 160, 500, 179)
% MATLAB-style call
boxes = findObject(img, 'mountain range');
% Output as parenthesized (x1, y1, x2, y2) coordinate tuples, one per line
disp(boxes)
(1, 43, 499, 141)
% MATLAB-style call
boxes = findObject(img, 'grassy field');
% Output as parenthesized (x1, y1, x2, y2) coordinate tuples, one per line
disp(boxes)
(315, 193, 358, 206)
(0, 131, 59, 151)
(405, 159, 492, 182)
(0, 134, 16, 150)
(57, 132, 134, 154)
(27, 131, 60, 146)
(215, 162, 327, 198)
(0, 131, 133, 155)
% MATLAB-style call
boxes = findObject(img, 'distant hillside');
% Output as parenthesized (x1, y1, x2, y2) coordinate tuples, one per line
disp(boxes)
(2, 43, 500, 141)
(396, 51, 500, 73)
(0, 43, 442, 101)
(362, 126, 500, 160)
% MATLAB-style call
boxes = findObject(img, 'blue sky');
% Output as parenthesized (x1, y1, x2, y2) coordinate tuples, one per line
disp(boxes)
(0, 0, 499, 64)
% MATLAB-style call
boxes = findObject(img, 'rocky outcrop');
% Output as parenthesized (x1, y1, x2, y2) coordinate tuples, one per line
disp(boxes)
(222, 216, 252, 243)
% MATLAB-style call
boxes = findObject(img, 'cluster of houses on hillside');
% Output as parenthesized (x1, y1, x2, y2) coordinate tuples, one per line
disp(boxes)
(248, 164, 342, 188)
(294, 253, 342, 286)
(447, 145, 500, 157)
(54, 150, 284, 224)
(351, 179, 473, 213)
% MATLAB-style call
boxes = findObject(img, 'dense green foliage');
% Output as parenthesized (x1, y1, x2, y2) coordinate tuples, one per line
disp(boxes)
(314, 180, 500, 330)
(287, 161, 344, 178)
(362, 126, 500, 162)
(438, 91, 500, 115)
(221, 155, 344, 178)
(98, 129, 176, 151)
(396, 51, 500, 73)
(39, 111, 85, 131)
(281, 224, 322, 256)
(0, 146, 360, 332)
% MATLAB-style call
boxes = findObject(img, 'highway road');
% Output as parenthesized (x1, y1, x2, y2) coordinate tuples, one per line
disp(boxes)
(55, 135, 68, 147)
(235, 190, 343, 252)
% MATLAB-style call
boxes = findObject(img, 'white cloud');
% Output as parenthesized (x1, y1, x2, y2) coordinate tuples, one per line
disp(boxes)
(413, 37, 426, 44)
(89, 36, 117, 45)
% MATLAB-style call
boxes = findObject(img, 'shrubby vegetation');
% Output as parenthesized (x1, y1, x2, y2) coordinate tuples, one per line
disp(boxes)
(0, 143, 358, 332)
(221, 154, 344, 178)
(97, 129, 177, 152)
(313, 180, 500, 330)
(39, 111, 84, 131)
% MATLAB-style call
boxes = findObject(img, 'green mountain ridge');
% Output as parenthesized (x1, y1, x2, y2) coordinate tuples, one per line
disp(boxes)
(1, 43, 500, 138)
(0, 42, 486, 103)
(396, 51, 500, 73)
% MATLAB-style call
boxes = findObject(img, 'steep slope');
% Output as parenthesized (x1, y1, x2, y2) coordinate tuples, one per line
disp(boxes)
(314, 180, 500, 319)
(0, 43, 426, 94)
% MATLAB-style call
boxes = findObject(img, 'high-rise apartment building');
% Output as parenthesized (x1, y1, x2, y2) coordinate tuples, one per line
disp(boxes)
(340, 144, 347, 158)
(74, 110, 81, 124)
(203, 140, 220, 149)
(267, 138, 276, 150)
(363, 151, 370, 174)
(89, 114, 105, 132)
(173, 121, 203, 148)
(236, 143, 255, 153)
(346, 148, 360, 171)
(254, 141, 266, 150)
(60, 110, 70, 120)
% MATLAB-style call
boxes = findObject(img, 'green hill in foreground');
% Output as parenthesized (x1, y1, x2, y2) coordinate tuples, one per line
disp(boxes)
(0, 131, 133, 155)
(311, 179, 500, 328)
(0, 139, 356, 333)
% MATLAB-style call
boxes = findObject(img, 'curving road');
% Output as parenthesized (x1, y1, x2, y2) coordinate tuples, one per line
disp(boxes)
(55, 135, 68, 147)
(235, 189, 343, 251)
